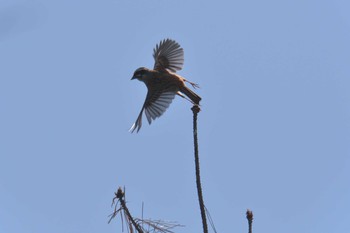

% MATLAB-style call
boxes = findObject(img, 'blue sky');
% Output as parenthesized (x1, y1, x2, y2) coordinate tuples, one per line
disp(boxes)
(1, 0, 350, 232)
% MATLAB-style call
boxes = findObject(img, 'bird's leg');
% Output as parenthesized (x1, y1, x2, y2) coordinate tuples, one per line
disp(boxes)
(184, 79, 200, 89)
(177, 92, 195, 104)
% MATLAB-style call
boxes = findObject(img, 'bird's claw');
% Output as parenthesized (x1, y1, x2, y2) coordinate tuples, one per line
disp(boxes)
(185, 80, 200, 89)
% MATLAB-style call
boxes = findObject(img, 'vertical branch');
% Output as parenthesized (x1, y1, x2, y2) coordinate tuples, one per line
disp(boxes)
(191, 105, 208, 233)
(246, 209, 253, 233)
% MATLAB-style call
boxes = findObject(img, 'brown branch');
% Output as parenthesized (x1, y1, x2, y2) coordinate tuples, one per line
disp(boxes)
(191, 105, 208, 233)
(246, 209, 253, 233)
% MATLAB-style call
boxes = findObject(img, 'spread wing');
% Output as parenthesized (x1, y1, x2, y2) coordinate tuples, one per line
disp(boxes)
(153, 39, 184, 73)
(129, 84, 177, 133)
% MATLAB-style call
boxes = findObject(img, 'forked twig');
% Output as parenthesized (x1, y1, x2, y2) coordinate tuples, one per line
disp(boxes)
(109, 187, 143, 233)
(109, 187, 183, 233)
(136, 219, 183, 233)
(204, 205, 218, 233)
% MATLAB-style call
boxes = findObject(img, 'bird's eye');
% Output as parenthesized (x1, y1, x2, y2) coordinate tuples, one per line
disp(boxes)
(137, 72, 143, 77)
(133, 68, 147, 78)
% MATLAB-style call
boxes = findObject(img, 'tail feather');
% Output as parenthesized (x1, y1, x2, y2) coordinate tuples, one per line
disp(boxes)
(180, 86, 201, 105)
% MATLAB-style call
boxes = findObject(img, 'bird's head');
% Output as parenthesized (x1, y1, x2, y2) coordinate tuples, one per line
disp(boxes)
(131, 67, 150, 81)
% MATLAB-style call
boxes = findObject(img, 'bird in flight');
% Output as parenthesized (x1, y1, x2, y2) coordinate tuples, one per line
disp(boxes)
(130, 39, 201, 133)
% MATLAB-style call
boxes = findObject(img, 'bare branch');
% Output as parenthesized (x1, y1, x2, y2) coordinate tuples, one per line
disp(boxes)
(246, 209, 253, 233)
(109, 187, 182, 233)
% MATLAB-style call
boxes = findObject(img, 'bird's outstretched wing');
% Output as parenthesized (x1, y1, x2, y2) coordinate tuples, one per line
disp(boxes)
(153, 39, 184, 73)
(129, 84, 177, 133)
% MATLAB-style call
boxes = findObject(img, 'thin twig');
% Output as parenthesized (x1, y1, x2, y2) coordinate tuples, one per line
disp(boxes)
(204, 205, 218, 233)
(191, 105, 208, 233)
(136, 219, 183, 233)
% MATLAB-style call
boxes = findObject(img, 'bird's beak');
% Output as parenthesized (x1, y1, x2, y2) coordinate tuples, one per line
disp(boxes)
(131, 76, 136, 80)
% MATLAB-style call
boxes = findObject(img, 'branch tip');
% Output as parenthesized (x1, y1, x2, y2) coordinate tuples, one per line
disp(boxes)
(116, 187, 124, 199)
(246, 209, 253, 221)
(191, 105, 201, 114)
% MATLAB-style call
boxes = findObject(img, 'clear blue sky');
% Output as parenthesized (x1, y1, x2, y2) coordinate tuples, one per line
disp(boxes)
(1, 0, 350, 232)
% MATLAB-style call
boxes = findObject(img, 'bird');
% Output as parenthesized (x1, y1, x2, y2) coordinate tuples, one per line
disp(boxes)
(130, 38, 201, 133)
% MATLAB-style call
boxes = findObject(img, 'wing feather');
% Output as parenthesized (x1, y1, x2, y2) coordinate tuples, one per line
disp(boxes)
(144, 91, 176, 124)
(129, 109, 143, 133)
(130, 91, 176, 132)
(153, 39, 184, 72)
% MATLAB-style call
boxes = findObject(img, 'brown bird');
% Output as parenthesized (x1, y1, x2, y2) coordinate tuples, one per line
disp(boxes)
(130, 39, 201, 133)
